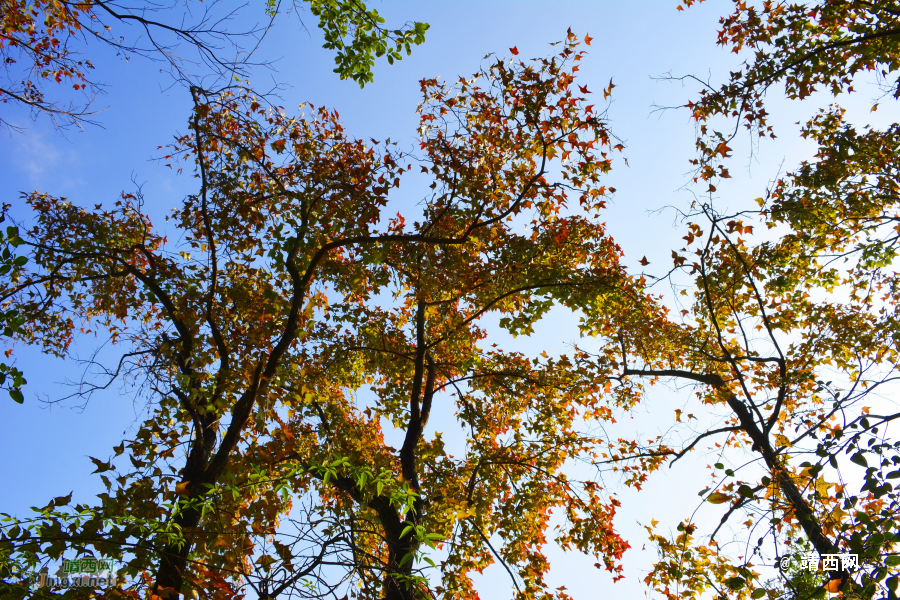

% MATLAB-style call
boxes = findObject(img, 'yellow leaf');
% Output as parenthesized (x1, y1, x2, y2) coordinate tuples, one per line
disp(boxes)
(707, 492, 730, 504)
(825, 506, 848, 526)
(815, 477, 832, 497)
(773, 434, 792, 448)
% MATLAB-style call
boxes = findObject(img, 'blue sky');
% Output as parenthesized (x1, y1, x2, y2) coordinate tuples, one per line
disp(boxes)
(0, 1, 890, 597)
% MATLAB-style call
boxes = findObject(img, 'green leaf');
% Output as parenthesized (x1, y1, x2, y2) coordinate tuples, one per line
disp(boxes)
(9, 389, 23, 404)
(726, 577, 746, 591)
(52, 492, 72, 507)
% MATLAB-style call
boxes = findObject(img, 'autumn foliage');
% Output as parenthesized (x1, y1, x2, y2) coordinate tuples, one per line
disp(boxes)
(1, 32, 637, 599)
(596, 1, 900, 599)
(5, 2, 900, 600)
(0, 0, 428, 130)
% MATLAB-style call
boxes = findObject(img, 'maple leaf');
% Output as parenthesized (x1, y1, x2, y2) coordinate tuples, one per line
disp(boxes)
(509, 46, 519, 55)
(707, 492, 730, 504)
(603, 78, 616, 100)
(89, 456, 113, 474)
(773, 434, 792, 448)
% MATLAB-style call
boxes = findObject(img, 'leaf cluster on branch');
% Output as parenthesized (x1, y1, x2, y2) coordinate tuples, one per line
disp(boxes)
(6, 2, 900, 599)
(0, 0, 428, 131)
(0, 31, 635, 600)
(594, 2, 900, 599)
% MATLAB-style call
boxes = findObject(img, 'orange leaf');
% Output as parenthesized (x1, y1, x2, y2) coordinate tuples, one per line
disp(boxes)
(603, 78, 616, 100)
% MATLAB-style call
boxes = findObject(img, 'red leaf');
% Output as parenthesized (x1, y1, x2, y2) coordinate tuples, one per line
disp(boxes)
(639, 256, 649, 266)
(510, 46, 519, 56)
(579, 85, 590, 94)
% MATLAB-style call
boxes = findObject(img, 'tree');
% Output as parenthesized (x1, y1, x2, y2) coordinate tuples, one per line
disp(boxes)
(0, 33, 633, 599)
(0, 0, 428, 131)
(572, 2, 900, 598)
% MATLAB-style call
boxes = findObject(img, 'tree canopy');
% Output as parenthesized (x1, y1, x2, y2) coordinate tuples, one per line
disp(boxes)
(0, 0, 428, 130)
(606, 1, 900, 598)
(4, 2, 900, 600)
(1, 32, 636, 599)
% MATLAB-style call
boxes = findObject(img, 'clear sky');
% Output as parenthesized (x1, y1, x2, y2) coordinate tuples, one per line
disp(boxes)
(0, 1, 889, 597)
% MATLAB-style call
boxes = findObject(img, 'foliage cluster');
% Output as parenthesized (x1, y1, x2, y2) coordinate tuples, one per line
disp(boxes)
(0, 0, 428, 130)
(4, 2, 900, 600)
